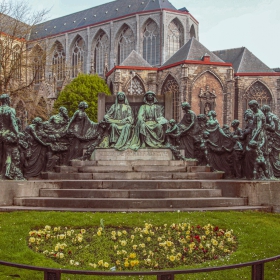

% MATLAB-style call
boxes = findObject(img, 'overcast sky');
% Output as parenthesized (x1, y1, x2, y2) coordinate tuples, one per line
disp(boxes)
(28, 0, 280, 68)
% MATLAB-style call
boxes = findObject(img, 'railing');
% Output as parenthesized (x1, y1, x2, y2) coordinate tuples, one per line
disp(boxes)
(0, 255, 280, 280)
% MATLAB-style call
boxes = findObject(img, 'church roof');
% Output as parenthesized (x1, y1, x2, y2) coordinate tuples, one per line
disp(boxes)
(120, 50, 152, 67)
(161, 37, 224, 67)
(30, 0, 177, 40)
(213, 47, 274, 73)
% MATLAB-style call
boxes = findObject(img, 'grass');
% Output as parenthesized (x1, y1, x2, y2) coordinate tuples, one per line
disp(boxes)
(0, 211, 279, 280)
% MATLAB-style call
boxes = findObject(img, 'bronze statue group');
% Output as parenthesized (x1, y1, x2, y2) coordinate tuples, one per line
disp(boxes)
(0, 91, 279, 180)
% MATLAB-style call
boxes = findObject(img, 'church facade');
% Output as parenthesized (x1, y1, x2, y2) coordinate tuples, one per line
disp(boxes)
(24, 0, 280, 127)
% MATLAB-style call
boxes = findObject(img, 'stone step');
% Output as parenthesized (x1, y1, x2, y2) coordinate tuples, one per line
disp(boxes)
(41, 172, 224, 180)
(0, 205, 272, 213)
(70, 160, 198, 167)
(39, 188, 222, 198)
(55, 180, 205, 189)
(79, 166, 134, 173)
(54, 166, 79, 173)
(14, 197, 247, 209)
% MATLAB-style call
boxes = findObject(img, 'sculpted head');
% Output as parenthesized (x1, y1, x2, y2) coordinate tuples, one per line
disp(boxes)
(231, 119, 240, 128)
(78, 101, 88, 110)
(144, 91, 157, 104)
(181, 102, 191, 112)
(207, 110, 217, 118)
(59, 106, 68, 116)
(32, 117, 43, 126)
(244, 109, 254, 121)
(117, 92, 125, 102)
(261, 105, 271, 114)
(248, 100, 259, 112)
(0, 93, 10, 106)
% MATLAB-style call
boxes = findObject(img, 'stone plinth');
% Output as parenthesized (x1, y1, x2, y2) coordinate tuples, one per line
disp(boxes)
(92, 148, 173, 161)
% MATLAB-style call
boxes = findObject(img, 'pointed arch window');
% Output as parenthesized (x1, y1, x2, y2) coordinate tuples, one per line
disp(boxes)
(190, 24, 196, 38)
(52, 41, 66, 81)
(243, 81, 272, 112)
(167, 20, 183, 60)
(162, 76, 180, 121)
(12, 45, 21, 80)
(118, 26, 135, 64)
(127, 76, 145, 95)
(94, 31, 109, 76)
(71, 36, 85, 77)
(32, 45, 45, 84)
(143, 19, 160, 66)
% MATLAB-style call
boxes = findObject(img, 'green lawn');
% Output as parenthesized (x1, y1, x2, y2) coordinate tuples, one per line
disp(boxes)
(0, 211, 279, 280)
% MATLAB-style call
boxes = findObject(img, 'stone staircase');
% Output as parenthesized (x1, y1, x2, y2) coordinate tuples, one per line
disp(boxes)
(4, 154, 271, 212)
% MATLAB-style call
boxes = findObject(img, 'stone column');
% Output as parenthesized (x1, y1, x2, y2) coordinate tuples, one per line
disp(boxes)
(109, 21, 115, 68)
(86, 27, 91, 74)
(136, 14, 140, 53)
(161, 10, 166, 64)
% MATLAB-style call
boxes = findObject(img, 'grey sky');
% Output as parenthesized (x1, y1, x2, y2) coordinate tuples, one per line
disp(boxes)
(29, 0, 280, 68)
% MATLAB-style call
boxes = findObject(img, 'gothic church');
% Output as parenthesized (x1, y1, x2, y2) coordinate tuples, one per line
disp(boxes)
(27, 0, 280, 126)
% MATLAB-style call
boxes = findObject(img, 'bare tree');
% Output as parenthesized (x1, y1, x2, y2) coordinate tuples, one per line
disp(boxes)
(0, 0, 50, 123)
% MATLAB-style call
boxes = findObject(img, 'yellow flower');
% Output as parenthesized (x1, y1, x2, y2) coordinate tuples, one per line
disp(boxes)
(97, 227, 102, 232)
(120, 240, 127, 246)
(97, 231, 102, 236)
(158, 237, 162, 242)
(81, 229, 86, 234)
(104, 262, 109, 268)
(89, 263, 97, 268)
(116, 260, 121, 265)
(130, 235, 134, 240)
(117, 231, 122, 236)
(132, 245, 137, 250)
(124, 261, 130, 267)
(147, 237, 151, 242)
(211, 239, 218, 246)
(98, 260, 104, 266)
(45, 225, 51, 231)
(169, 255, 176, 262)
(122, 230, 127, 235)
(59, 253, 64, 259)
(129, 253, 136, 259)
(70, 260, 74, 265)
(29, 237, 35, 243)
(166, 240, 172, 247)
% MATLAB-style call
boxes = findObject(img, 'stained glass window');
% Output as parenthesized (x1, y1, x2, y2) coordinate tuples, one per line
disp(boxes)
(118, 26, 135, 64)
(52, 41, 65, 81)
(94, 31, 109, 76)
(72, 36, 85, 77)
(167, 20, 183, 60)
(143, 20, 160, 66)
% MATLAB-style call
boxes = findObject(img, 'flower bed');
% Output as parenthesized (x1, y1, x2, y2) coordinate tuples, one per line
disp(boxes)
(28, 223, 237, 270)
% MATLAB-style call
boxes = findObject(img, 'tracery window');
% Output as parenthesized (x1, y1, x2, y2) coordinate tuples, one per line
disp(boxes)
(94, 31, 109, 76)
(127, 76, 145, 95)
(143, 20, 160, 66)
(52, 41, 66, 81)
(32, 45, 45, 84)
(71, 36, 85, 77)
(117, 25, 135, 64)
(167, 20, 183, 60)
(243, 81, 272, 112)
(12, 45, 21, 80)
(162, 75, 180, 122)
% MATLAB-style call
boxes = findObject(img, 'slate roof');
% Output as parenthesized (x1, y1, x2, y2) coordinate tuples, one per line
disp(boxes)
(30, 0, 177, 40)
(161, 37, 224, 67)
(213, 47, 274, 73)
(120, 50, 152, 67)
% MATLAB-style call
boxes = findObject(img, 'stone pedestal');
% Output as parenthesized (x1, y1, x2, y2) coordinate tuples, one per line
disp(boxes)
(92, 148, 173, 161)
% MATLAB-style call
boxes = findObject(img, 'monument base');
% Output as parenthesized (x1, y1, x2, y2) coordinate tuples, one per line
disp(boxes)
(92, 148, 173, 161)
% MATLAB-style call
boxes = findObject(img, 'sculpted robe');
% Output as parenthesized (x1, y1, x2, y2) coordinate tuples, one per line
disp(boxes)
(104, 93, 133, 150)
(130, 95, 167, 150)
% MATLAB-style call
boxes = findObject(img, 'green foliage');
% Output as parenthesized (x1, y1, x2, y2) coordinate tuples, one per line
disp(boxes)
(53, 74, 111, 122)
(0, 211, 279, 280)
